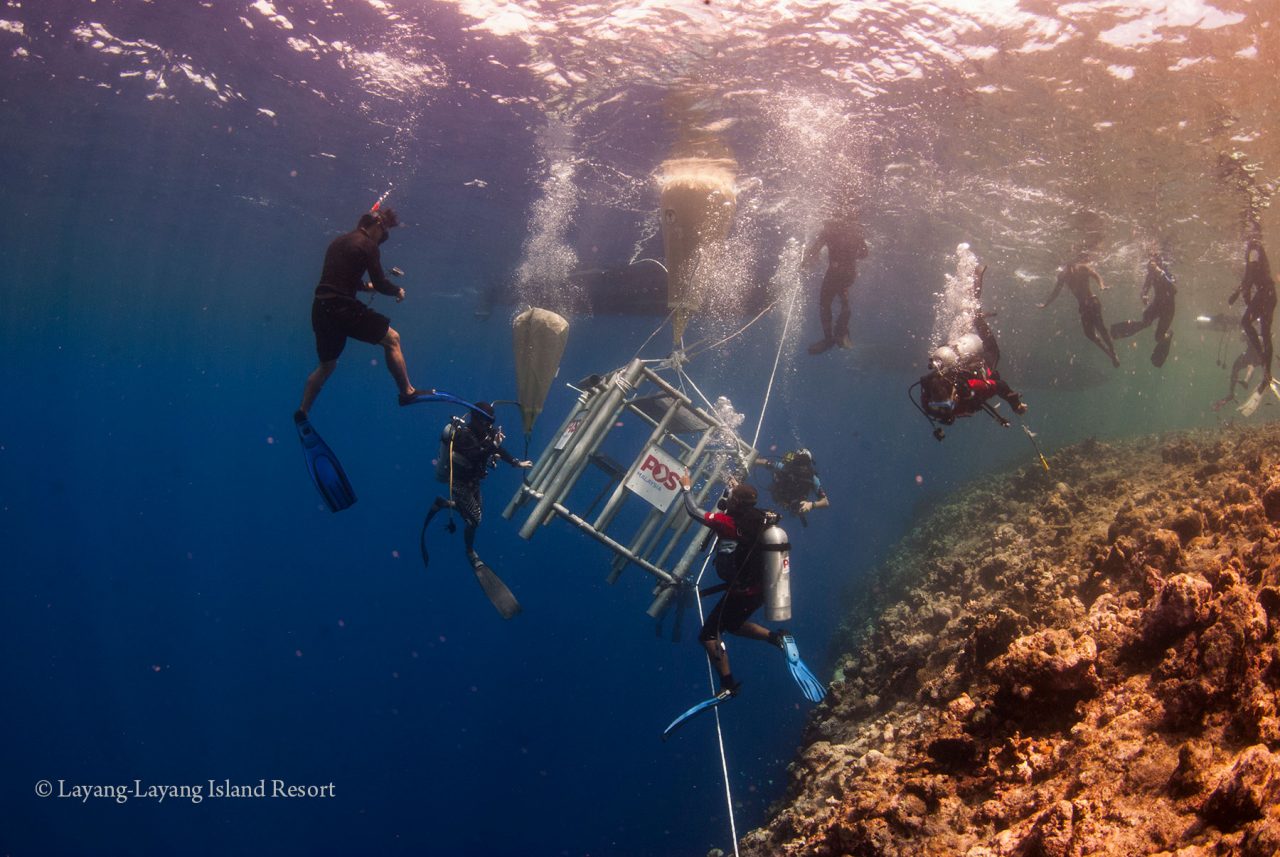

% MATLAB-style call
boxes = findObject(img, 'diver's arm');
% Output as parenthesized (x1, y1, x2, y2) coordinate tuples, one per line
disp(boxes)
(1087, 265, 1107, 291)
(366, 248, 404, 300)
(801, 230, 827, 268)
(494, 444, 524, 467)
(1040, 273, 1066, 308)
(679, 483, 713, 525)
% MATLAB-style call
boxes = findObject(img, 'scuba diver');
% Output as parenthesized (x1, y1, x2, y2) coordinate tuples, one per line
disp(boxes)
(753, 449, 829, 526)
(422, 402, 532, 619)
(297, 205, 433, 419)
(663, 474, 824, 727)
(1041, 254, 1122, 368)
(916, 264, 1028, 440)
(1229, 238, 1277, 397)
(1110, 251, 1176, 367)
(803, 214, 869, 354)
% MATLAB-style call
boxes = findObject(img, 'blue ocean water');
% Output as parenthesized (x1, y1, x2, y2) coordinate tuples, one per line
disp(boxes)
(1, 2, 1273, 855)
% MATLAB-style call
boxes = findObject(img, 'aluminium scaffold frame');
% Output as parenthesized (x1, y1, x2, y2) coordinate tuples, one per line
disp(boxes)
(503, 358, 757, 618)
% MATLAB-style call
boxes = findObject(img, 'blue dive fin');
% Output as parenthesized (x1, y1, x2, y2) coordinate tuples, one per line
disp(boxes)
(295, 412, 356, 512)
(662, 689, 734, 740)
(400, 390, 492, 418)
(779, 634, 827, 703)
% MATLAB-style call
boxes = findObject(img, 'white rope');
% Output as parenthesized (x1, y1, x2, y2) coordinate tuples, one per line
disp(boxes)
(752, 273, 803, 449)
(632, 308, 677, 361)
(685, 298, 781, 360)
(691, 546, 740, 857)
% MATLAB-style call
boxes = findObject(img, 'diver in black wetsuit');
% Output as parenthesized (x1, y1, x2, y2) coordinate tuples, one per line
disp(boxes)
(432, 402, 532, 561)
(1041, 256, 1121, 368)
(1230, 238, 1277, 390)
(1110, 252, 1177, 367)
(1213, 334, 1265, 411)
(298, 207, 429, 416)
(804, 215, 868, 354)
(753, 449, 828, 525)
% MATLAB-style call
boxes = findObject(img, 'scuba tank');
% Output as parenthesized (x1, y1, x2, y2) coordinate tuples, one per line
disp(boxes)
(759, 524, 792, 621)
(434, 418, 466, 484)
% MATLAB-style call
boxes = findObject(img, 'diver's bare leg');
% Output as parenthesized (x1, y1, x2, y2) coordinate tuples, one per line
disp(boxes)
(380, 327, 414, 396)
(299, 360, 337, 416)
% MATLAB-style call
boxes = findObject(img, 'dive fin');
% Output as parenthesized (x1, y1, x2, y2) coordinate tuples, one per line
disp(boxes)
(1151, 333, 1172, 367)
(1109, 320, 1144, 340)
(779, 633, 827, 703)
(662, 689, 734, 740)
(1239, 386, 1265, 417)
(400, 390, 493, 419)
(469, 552, 522, 620)
(418, 497, 454, 569)
(294, 412, 356, 512)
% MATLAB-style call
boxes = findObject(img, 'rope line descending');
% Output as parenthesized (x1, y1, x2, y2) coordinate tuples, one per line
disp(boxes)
(692, 546, 741, 857)
(752, 269, 803, 449)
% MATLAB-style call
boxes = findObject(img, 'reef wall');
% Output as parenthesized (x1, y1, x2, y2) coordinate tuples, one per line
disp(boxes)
(743, 423, 1280, 857)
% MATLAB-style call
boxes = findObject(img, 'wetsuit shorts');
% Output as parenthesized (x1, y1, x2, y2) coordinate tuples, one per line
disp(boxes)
(699, 588, 765, 640)
(311, 296, 391, 362)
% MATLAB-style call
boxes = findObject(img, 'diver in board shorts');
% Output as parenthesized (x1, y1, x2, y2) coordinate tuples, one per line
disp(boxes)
(297, 206, 432, 417)
(1041, 254, 1122, 368)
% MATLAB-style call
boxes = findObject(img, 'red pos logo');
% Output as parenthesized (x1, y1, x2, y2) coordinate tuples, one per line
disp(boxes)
(639, 454, 682, 491)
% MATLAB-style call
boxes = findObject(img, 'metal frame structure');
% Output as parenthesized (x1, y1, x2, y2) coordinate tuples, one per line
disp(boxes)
(503, 358, 757, 618)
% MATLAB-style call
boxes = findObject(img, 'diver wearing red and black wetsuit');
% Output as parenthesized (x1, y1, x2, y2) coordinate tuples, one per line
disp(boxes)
(679, 478, 783, 695)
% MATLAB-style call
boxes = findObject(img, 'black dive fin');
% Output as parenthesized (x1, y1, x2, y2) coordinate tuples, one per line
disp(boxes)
(662, 689, 734, 740)
(1151, 334, 1172, 368)
(469, 552, 522, 620)
(419, 498, 454, 569)
(295, 412, 356, 512)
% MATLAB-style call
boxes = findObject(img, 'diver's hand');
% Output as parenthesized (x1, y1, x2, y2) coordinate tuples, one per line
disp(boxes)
(395, 287, 406, 303)
(678, 473, 692, 491)
(798, 500, 814, 515)
(1038, 302, 1048, 309)
(517, 460, 533, 469)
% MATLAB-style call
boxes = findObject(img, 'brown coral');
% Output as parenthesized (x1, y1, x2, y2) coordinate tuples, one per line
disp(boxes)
(740, 425, 1280, 857)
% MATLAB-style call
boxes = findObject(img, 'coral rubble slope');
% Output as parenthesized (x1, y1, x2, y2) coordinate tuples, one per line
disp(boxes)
(743, 424, 1280, 857)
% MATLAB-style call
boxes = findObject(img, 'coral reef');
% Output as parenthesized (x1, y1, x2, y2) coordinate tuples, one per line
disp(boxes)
(741, 424, 1280, 857)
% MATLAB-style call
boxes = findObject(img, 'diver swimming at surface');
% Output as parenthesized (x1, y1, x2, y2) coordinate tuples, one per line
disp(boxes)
(1110, 251, 1176, 368)
(804, 212, 868, 355)
(1041, 254, 1122, 368)
(1230, 238, 1277, 392)
(915, 263, 1027, 440)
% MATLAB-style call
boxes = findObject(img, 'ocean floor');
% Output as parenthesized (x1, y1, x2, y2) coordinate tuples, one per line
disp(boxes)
(742, 422, 1280, 857)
